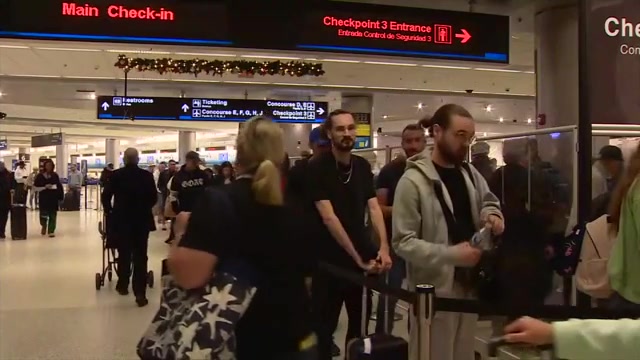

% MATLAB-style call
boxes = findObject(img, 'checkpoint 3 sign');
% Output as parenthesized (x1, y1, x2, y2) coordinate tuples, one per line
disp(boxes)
(296, 3, 509, 63)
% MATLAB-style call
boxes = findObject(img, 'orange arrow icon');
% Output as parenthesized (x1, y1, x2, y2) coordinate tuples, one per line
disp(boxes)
(455, 29, 472, 43)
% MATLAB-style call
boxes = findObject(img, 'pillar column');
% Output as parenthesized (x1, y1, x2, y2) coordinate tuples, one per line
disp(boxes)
(55, 135, 68, 179)
(178, 131, 196, 163)
(105, 138, 120, 168)
(324, 91, 343, 113)
(280, 124, 312, 156)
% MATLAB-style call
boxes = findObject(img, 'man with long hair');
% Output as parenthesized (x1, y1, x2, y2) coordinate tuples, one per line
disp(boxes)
(307, 110, 392, 360)
(392, 104, 503, 359)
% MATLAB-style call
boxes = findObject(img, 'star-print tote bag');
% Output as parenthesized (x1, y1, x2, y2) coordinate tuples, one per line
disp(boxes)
(137, 269, 256, 360)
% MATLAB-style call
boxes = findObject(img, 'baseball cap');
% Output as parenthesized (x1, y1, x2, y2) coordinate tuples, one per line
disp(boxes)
(185, 151, 201, 162)
(471, 142, 490, 157)
(598, 145, 623, 162)
(309, 127, 330, 146)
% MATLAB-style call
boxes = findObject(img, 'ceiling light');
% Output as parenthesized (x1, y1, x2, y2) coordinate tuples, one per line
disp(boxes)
(421, 64, 472, 70)
(106, 50, 171, 55)
(474, 68, 522, 73)
(499, 117, 504, 123)
(417, 102, 424, 110)
(364, 61, 418, 66)
(527, 118, 533, 124)
(485, 105, 493, 112)
(0, 45, 30, 49)
(382, 115, 388, 119)
(240, 55, 301, 60)
(174, 52, 235, 57)
(0, 92, 3, 97)
(320, 59, 361, 63)
(483, 132, 488, 137)
(367, 86, 410, 90)
(89, 93, 96, 100)
(36, 47, 101, 52)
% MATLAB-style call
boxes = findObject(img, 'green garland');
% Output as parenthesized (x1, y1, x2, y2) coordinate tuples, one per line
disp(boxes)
(114, 54, 325, 77)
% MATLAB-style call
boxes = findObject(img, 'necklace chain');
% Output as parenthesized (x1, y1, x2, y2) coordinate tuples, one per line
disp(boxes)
(336, 158, 353, 184)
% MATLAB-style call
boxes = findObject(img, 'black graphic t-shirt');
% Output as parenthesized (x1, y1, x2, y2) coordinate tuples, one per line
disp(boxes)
(170, 166, 211, 212)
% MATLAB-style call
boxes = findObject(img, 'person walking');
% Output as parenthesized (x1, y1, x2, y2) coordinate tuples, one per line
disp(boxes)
(26, 168, 38, 209)
(101, 148, 157, 307)
(34, 160, 63, 237)
(158, 160, 177, 239)
(67, 163, 83, 210)
(0, 162, 12, 239)
(13, 161, 28, 205)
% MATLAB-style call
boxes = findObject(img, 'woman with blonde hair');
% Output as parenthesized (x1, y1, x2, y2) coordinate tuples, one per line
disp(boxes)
(169, 116, 316, 360)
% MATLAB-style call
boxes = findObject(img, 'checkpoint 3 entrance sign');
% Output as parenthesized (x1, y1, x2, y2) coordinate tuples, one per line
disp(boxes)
(97, 96, 328, 124)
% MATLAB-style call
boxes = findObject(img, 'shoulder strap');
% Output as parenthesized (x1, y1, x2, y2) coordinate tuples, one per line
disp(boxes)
(433, 181, 457, 241)
(461, 162, 476, 188)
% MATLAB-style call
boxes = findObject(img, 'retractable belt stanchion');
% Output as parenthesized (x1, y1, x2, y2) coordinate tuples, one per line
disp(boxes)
(414, 284, 434, 360)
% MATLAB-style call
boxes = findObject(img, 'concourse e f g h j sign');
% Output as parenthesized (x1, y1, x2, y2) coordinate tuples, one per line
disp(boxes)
(96, 96, 328, 124)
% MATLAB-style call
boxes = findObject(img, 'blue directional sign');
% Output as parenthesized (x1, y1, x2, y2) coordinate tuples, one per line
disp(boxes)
(97, 96, 328, 124)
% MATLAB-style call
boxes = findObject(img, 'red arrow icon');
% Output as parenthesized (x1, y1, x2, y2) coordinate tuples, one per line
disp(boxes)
(455, 29, 472, 43)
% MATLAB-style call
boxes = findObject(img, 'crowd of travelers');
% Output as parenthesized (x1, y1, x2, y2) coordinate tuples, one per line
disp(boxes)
(16, 103, 635, 359)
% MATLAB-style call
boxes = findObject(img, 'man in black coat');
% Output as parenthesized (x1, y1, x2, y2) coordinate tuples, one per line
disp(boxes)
(0, 162, 11, 239)
(101, 148, 157, 307)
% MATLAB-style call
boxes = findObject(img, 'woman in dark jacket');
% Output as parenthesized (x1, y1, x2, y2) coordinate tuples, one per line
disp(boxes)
(34, 160, 63, 237)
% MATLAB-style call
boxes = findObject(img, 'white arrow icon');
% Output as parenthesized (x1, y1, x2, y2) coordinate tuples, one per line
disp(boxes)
(101, 102, 109, 111)
(181, 104, 189, 112)
(316, 107, 325, 115)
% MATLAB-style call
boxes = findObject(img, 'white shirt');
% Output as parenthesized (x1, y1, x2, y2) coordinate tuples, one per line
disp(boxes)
(14, 167, 29, 184)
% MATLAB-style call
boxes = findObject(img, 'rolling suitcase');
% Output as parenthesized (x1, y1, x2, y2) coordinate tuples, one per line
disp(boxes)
(10, 203, 27, 240)
(346, 274, 409, 360)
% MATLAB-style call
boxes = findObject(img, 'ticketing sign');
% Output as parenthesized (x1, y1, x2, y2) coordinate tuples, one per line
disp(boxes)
(295, 3, 510, 63)
(0, 0, 230, 46)
(97, 96, 328, 124)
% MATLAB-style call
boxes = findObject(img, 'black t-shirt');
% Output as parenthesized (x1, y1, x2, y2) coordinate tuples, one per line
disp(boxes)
(433, 162, 475, 243)
(307, 152, 377, 268)
(376, 158, 406, 233)
(170, 166, 211, 212)
(178, 179, 313, 358)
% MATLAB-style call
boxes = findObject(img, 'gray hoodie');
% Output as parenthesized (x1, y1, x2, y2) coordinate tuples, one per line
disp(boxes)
(392, 150, 502, 296)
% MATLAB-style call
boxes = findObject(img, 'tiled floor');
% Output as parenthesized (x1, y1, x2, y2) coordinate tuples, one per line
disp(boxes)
(0, 210, 412, 360)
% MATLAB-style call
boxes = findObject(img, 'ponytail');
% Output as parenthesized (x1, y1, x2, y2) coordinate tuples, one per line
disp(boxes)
(252, 159, 283, 206)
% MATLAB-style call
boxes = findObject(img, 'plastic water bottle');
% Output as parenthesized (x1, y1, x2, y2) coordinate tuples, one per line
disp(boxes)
(471, 227, 491, 250)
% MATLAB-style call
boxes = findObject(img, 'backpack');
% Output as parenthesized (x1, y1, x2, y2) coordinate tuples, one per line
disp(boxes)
(575, 215, 617, 299)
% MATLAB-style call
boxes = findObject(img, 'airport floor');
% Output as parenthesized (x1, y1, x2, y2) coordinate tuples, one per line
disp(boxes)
(0, 210, 414, 360)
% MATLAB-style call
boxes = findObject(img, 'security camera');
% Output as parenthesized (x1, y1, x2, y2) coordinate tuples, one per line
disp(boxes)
(0, 112, 6, 119)
(465, 89, 474, 94)
(376, 127, 382, 134)
(505, 88, 511, 92)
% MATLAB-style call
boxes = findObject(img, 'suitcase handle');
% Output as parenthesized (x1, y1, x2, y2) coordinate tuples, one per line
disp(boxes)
(488, 337, 555, 358)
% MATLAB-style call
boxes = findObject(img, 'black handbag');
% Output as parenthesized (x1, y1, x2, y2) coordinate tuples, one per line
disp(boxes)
(432, 164, 500, 302)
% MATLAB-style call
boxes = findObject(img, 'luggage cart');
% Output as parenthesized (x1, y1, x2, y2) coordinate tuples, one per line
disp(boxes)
(95, 213, 154, 290)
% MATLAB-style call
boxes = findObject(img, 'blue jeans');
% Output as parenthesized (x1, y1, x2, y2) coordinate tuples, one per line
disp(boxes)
(375, 254, 405, 334)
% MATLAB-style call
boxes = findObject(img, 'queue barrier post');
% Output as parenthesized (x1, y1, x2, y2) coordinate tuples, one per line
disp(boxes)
(414, 284, 434, 360)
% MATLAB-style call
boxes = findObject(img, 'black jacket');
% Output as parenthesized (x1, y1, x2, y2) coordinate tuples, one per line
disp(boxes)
(157, 169, 175, 196)
(170, 165, 211, 212)
(101, 164, 157, 235)
(0, 169, 12, 209)
(34, 172, 64, 212)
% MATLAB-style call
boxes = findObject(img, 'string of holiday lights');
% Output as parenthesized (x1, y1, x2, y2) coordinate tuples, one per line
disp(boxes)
(114, 54, 325, 77)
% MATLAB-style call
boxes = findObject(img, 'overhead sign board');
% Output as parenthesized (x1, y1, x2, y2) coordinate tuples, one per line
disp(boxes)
(295, 4, 509, 63)
(97, 96, 328, 124)
(585, 0, 640, 123)
(31, 133, 64, 148)
(353, 113, 372, 149)
(0, 140, 7, 150)
(1, 0, 230, 46)
(1, 1, 509, 63)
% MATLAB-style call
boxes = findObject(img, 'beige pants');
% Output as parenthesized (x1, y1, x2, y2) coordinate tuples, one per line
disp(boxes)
(409, 284, 478, 360)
